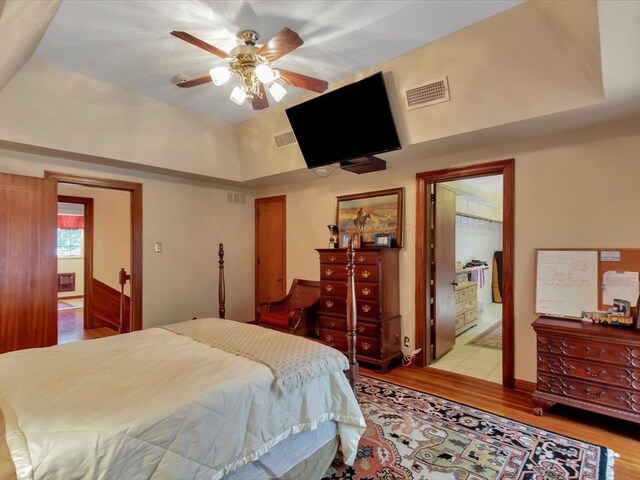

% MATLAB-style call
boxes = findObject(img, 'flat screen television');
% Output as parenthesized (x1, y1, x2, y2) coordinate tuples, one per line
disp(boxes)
(285, 71, 401, 169)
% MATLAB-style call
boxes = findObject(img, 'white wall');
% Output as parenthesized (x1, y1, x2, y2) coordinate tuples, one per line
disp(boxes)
(0, 148, 255, 328)
(455, 216, 502, 306)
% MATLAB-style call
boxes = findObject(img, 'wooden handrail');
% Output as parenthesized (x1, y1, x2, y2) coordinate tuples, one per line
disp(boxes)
(118, 268, 131, 333)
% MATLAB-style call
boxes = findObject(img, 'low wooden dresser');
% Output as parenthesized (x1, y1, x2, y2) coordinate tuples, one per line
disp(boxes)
(532, 316, 640, 423)
(455, 281, 478, 336)
(316, 248, 401, 373)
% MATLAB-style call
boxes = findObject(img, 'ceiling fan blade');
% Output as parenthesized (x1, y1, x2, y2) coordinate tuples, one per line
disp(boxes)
(176, 75, 213, 88)
(171, 31, 229, 59)
(256, 27, 303, 63)
(277, 68, 328, 93)
(252, 84, 269, 110)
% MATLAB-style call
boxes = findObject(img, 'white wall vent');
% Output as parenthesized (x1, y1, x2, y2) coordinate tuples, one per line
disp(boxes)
(405, 77, 450, 110)
(273, 131, 297, 149)
(226, 192, 246, 204)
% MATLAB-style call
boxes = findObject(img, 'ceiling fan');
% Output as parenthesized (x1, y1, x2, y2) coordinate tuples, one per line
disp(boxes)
(170, 27, 329, 110)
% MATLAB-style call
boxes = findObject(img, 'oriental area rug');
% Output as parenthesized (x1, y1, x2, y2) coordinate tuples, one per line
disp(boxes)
(467, 320, 502, 349)
(323, 376, 615, 480)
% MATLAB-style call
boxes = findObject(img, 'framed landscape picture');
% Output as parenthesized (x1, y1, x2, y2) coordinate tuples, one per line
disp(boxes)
(336, 187, 404, 247)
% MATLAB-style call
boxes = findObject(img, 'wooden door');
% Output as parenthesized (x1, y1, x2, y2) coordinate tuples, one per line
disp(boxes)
(0, 172, 57, 353)
(255, 195, 286, 312)
(432, 184, 457, 360)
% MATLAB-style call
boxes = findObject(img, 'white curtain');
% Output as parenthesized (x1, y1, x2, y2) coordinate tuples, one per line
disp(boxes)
(0, 0, 61, 92)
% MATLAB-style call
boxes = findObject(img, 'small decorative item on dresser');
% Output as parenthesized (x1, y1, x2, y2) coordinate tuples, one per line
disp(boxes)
(374, 233, 392, 247)
(327, 225, 339, 249)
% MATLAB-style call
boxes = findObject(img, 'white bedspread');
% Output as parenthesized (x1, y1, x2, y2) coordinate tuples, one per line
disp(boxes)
(0, 324, 365, 480)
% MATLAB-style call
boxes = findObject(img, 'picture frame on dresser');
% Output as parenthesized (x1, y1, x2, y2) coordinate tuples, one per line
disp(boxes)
(374, 233, 392, 247)
(339, 232, 350, 248)
(336, 187, 404, 247)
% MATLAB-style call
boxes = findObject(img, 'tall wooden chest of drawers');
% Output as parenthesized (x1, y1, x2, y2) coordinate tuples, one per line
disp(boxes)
(532, 316, 640, 423)
(316, 248, 401, 373)
(455, 281, 477, 336)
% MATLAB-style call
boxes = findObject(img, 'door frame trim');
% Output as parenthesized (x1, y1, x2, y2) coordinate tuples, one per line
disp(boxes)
(46, 172, 143, 331)
(415, 159, 515, 387)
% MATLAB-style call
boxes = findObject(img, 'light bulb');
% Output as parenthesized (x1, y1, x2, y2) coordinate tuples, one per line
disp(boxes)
(209, 66, 231, 86)
(268, 82, 287, 102)
(230, 85, 247, 105)
(255, 64, 275, 84)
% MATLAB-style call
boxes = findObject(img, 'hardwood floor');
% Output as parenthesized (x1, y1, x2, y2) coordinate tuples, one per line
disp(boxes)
(58, 304, 118, 344)
(363, 365, 640, 477)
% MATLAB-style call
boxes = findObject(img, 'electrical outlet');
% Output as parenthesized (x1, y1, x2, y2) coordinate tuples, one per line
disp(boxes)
(404, 336, 411, 347)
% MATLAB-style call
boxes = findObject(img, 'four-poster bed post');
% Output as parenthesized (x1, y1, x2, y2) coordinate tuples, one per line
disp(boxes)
(345, 236, 359, 392)
(218, 243, 225, 319)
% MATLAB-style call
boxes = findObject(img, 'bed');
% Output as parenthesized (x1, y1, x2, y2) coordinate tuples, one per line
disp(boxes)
(0, 243, 365, 480)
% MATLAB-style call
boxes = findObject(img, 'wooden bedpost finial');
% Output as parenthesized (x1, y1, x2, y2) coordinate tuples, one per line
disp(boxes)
(218, 243, 226, 319)
(345, 235, 359, 393)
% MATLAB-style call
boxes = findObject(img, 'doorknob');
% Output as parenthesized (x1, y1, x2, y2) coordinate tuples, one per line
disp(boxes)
(452, 282, 458, 286)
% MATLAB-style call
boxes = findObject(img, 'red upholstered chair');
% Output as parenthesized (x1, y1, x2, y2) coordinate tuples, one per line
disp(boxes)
(256, 279, 320, 337)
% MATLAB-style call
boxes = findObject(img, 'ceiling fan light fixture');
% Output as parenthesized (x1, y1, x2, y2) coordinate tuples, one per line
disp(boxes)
(171, 27, 328, 110)
(255, 63, 275, 84)
(230, 85, 247, 105)
(210, 66, 231, 86)
(268, 82, 287, 102)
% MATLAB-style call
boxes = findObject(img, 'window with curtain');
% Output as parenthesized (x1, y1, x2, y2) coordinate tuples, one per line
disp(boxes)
(57, 214, 84, 257)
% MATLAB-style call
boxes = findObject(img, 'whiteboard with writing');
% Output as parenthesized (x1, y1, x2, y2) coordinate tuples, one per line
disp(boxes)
(535, 250, 598, 318)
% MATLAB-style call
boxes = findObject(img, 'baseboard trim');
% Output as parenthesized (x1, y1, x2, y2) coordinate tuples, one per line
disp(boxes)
(514, 379, 536, 393)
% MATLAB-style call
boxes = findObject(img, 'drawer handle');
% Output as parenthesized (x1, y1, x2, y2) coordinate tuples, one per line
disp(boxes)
(329, 320, 336, 328)
(361, 287, 371, 296)
(585, 367, 606, 378)
(325, 285, 334, 292)
(361, 342, 371, 350)
(329, 256, 336, 262)
(615, 395, 631, 408)
(361, 270, 371, 278)
(585, 346, 605, 357)
(357, 325, 365, 333)
(357, 255, 366, 263)
(325, 269, 333, 276)
(325, 300, 334, 308)
(325, 334, 333, 342)
(615, 373, 631, 382)
(362, 305, 371, 313)
(584, 388, 606, 399)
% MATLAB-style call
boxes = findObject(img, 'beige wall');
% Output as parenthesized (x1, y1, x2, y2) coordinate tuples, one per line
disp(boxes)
(57, 184, 130, 294)
(237, 0, 603, 181)
(255, 116, 640, 383)
(0, 1, 603, 184)
(0, 60, 242, 181)
(0, 148, 256, 328)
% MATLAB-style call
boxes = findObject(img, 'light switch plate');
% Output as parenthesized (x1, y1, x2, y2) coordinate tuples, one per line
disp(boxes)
(154, 242, 162, 253)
